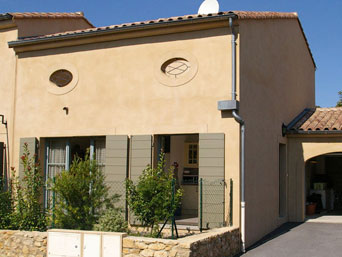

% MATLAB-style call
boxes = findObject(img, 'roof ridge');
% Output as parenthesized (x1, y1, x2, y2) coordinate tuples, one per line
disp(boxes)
(8, 11, 85, 17)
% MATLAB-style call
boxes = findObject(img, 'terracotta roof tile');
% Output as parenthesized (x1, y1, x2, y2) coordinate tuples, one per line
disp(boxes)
(289, 108, 342, 133)
(0, 12, 94, 27)
(8, 10, 314, 67)
(8, 12, 85, 19)
(14, 11, 300, 41)
(233, 11, 298, 19)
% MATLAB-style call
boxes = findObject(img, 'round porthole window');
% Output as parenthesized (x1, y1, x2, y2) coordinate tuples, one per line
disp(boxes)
(46, 64, 79, 95)
(49, 69, 73, 87)
(155, 51, 198, 87)
(161, 58, 191, 78)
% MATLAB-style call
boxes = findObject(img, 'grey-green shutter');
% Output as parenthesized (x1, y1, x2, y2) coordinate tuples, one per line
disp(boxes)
(199, 133, 225, 229)
(129, 135, 152, 225)
(105, 135, 129, 215)
(0, 142, 3, 179)
(19, 138, 38, 180)
(130, 135, 152, 182)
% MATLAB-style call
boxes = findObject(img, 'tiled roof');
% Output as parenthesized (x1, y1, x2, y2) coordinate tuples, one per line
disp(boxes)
(0, 12, 94, 27)
(15, 11, 299, 41)
(7, 10, 314, 67)
(233, 11, 298, 19)
(8, 12, 85, 19)
(288, 108, 342, 133)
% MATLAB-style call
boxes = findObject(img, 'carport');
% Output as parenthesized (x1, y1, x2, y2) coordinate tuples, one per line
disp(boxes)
(287, 108, 342, 222)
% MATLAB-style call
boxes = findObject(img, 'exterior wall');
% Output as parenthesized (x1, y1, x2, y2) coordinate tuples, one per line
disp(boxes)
(11, 25, 241, 227)
(0, 25, 17, 175)
(288, 135, 342, 222)
(239, 19, 315, 246)
(15, 18, 93, 38)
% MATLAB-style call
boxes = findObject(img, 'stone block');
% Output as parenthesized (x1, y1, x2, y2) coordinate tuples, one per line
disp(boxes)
(123, 238, 135, 248)
(140, 249, 155, 256)
(154, 250, 168, 257)
(149, 243, 166, 250)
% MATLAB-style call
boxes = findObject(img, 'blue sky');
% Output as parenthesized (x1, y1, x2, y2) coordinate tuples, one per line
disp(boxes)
(1, 0, 341, 107)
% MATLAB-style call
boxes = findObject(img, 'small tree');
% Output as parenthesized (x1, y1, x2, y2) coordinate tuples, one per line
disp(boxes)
(126, 154, 182, 236)
(336, 91, 342, 107)
(52, 152, 115, 230)
(94, 208, 128, 233)
(11, 143, 46, 231)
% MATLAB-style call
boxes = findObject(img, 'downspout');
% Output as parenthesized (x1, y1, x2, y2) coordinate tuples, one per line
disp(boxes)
(229, 17, 246, 253)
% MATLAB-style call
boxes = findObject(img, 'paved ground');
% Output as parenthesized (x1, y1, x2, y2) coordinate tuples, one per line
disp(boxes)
(237, 222, 342, 257)
(306, 211, 342, 224)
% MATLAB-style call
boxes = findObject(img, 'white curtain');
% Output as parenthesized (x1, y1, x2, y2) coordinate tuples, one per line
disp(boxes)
(95, 138, 106, 169)
(46, 140, 66, 209)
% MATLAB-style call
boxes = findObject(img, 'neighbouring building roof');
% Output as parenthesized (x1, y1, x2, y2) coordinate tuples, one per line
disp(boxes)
(287, 108, 342, 134)
(7, 10, 315, 67)
(0, 12, 93, 26)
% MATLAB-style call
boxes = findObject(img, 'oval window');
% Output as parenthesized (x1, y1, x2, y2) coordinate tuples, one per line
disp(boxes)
(161, 58, 190, 78)
(49, 69, 73, 87)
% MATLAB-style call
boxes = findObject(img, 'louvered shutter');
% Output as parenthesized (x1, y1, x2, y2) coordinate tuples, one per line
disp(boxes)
(19, 138, 38, 180)
(0, 142, 4, 179)
(199, 133, 225, 228)
(105, 135, 129, 214)
(130, 135, 152, 182)
(129, 135, 152, 224)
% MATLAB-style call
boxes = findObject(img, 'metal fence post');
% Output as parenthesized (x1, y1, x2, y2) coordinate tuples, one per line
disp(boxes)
(52, 177, 56, 228)
(200, 178, 203, 232)
(171, 178, 175, 239)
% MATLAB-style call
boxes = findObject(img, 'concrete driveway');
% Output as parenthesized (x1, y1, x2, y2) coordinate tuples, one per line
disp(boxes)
(238, 222, 342, 257)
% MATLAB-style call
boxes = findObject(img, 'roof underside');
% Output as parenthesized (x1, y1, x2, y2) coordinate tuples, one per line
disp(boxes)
(287, 108, 342, 134)
(6, 10, 315, 67)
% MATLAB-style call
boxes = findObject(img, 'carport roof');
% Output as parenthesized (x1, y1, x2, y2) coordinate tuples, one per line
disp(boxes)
(287, 108, 342, 134)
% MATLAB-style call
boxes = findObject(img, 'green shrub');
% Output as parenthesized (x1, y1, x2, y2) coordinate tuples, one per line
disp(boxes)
(126, 153, 182, 236)
(52, 152, 115, 230)
(11, 143, 46, 231)
(94, 208, 128, 233)
(0, 178, 13, 229)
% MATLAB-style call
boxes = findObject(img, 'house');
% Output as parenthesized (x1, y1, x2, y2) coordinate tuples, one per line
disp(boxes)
(2, 10, 336, 250)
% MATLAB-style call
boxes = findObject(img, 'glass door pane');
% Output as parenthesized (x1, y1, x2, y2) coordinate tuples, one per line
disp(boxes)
(45, 139, 67, 209)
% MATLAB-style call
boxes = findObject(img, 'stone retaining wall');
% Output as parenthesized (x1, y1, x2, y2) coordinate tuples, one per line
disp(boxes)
(0, 230, 47, 257)
(123, 227, 240, 257)
(0, 227, 240, 257)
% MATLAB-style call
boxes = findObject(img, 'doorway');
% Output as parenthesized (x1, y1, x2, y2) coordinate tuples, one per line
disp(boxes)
(154, 134, 199, 225)
(305, 153, 342, 218)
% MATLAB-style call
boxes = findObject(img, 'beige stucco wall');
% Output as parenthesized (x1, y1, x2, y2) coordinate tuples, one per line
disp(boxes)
(11, 25, 241, 227)
(288, 135, 342, 222)
(238, 19, 315, 246)
(5, 17, 317, 246)
(0, 25, 17, 173)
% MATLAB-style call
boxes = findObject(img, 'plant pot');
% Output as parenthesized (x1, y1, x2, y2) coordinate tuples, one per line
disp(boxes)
(306, 203, 317, 216)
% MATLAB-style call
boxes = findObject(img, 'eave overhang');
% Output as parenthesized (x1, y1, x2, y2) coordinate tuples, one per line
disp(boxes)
(8, 13, 238, 52)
